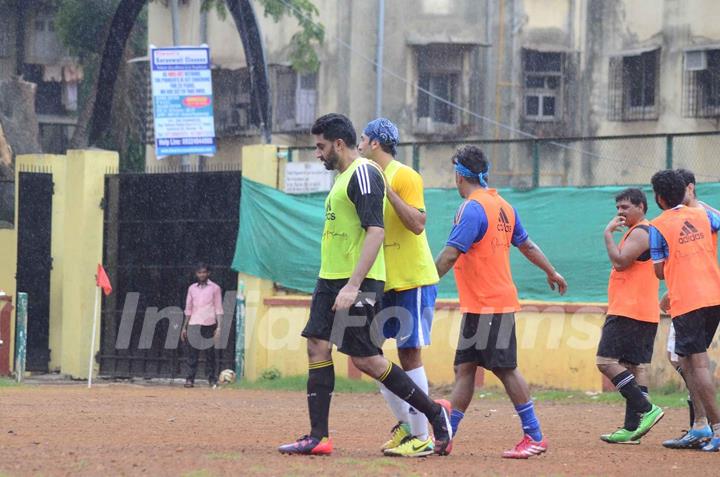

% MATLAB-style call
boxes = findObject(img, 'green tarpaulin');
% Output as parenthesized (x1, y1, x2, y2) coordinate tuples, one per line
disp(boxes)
(232, 178, 720, 302)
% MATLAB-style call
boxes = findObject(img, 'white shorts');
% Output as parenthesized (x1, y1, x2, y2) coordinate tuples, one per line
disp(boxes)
(667, 322, 679, 362)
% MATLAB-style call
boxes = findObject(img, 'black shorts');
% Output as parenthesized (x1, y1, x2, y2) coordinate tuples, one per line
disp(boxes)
(596, 315, 658, 365)
(672, 305, 720, 357)
(453, 313, 517, 369)
(302, 278, 385, 357)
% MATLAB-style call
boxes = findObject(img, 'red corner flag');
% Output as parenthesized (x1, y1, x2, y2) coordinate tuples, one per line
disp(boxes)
(96, 264, 113, 296)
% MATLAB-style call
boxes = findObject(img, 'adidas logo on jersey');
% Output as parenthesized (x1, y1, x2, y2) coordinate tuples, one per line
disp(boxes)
(678, 220, 704, 244)
(325, 202, 336, 220)
(497, 207, 512, 232)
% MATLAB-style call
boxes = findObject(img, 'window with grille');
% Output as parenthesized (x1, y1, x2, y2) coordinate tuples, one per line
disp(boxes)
(29, 14, 66, 64)
(274, 67, 318, 131)
(608, 49, 660, 121)
(212, 68, 259, 137)
(296, 72, 318, 127)
(683, 49, 720, 118)
(523, 50, 564, 121)
(417, 72, 457, 124)
(416, 45, 463, 126)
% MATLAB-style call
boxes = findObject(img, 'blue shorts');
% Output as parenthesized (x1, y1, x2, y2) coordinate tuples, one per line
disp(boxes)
(380, 285, 437, 349)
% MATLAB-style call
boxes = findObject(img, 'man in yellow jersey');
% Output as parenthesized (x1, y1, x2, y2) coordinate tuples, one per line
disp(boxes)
(358, 118, 440, 457)
(278, 114, 452, 456)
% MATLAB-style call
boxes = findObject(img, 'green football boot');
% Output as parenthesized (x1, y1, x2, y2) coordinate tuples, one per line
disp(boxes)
(381, 422, 411, 451)
(384, 436, 435, 457)
(631, 404, 664, 440)
(600, 428, 641, 444)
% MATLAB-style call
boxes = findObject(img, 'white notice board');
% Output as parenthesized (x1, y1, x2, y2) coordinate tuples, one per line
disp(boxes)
(284, 162, 335, 194)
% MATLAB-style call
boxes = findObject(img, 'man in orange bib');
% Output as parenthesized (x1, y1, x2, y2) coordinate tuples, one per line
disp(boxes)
(597, 188, 664, 444)
(663, 168, 720, 449)
(434, 145, 567, 459)
(650, 169, 720, 452)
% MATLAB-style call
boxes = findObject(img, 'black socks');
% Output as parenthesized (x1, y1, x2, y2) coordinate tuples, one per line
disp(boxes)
(308, 360, 334, 439)
(378, 362, 440, 420)
(612, 371, 651, 431)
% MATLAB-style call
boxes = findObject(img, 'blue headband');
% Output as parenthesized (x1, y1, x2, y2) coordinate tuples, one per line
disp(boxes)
(363, 118, 399, 146)
(455, 163, 490, 188)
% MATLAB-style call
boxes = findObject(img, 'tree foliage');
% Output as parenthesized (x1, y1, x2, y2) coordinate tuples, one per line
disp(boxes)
(200, 0, 227, 18)
(51, 0, 323, 152)
(198, 0, 324, 72)
(55, 0, 122, 57)
(56, 0, 147, 56)
(256, 0, 324, 73)
(56, 0, 323, 72)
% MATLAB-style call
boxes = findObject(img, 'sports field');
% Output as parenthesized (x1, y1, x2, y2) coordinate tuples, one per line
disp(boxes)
(0, 381, 715, 477)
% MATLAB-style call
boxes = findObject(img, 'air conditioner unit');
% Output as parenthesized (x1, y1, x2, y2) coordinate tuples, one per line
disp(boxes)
(685, 50, 708, 71)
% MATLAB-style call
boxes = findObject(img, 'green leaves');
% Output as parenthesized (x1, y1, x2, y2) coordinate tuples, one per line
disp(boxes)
(55, 0, 120, 57)
(55, 0, 323, 73)
(257, 0, 324, 73)
(200, 0, 227, 20)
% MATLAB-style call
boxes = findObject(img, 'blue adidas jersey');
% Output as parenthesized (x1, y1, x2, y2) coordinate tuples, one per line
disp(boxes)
(447, 200, 529, 253)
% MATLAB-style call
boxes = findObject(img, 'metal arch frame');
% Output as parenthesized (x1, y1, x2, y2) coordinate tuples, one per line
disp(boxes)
(89, 0, 272, 146)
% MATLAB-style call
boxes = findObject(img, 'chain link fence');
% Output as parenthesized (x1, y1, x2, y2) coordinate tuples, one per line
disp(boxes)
(288, 131, 720, 189)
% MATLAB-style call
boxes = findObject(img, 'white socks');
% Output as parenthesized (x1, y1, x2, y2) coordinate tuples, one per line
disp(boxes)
(406, 366, 430, 440)
(379, 382, 410, 423)
(379, 366, 430, 441)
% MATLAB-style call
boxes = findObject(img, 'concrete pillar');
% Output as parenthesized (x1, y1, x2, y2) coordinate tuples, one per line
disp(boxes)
(0, 219, 17, 367)
(239, 144, 284, 380)
(58, 150, 118, 378)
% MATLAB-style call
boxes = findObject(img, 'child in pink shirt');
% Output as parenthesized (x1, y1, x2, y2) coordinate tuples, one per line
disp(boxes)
(182, 263, 223, 387)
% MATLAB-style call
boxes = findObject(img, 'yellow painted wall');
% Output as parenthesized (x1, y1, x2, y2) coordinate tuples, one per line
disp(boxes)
(58, 150, 118, 378)
(7, 151, 117, 379)
(249, 298, 699, 392)
(250, 299, 609, 391)
(0, 226, 17, 367)
(0, 230, 16, 295)
(238, 144, 284, 379)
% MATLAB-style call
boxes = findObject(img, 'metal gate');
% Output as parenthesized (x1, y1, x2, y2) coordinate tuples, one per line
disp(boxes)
(99, 171, 242, 378)
(16, 172, 53, 372)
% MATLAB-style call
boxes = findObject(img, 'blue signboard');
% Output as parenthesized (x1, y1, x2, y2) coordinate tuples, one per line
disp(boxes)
(151, 46, 216, 157)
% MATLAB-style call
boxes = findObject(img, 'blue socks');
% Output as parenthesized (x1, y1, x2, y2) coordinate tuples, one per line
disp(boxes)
(515, 401, 542, 442)
(450, 409, 464, 436)
(450, 403, 541, 441)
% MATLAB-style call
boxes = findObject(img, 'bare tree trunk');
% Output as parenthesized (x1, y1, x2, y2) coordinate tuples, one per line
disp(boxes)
(69, 80, 98, 149)
(69, 0, 145, 150)
(226, 0, 273, 143)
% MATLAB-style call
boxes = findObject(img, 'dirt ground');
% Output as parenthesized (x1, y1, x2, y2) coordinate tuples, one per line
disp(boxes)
(0, 384, 717, 477)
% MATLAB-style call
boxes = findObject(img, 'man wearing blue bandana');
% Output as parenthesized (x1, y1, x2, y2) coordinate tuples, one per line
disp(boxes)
(434, 145, 567, 458)
(359, 118, 442, 457)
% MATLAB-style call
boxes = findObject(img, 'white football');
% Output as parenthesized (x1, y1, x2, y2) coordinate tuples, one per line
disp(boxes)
(219, 369, 237, 384)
